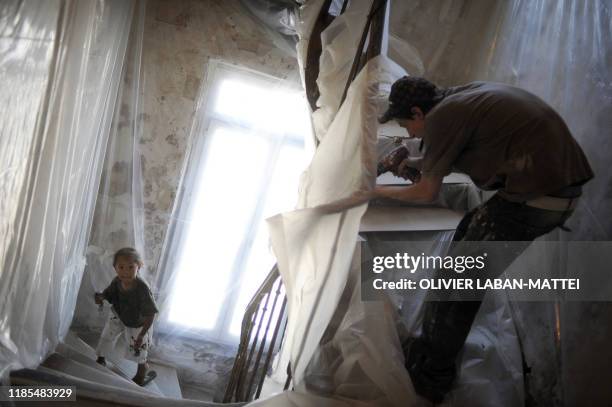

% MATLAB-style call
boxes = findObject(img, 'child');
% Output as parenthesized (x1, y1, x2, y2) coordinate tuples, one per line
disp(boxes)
(94, 247, 159, 386)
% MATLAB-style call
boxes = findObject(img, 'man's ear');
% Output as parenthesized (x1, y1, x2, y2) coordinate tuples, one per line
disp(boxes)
(410, 106, 424, 119)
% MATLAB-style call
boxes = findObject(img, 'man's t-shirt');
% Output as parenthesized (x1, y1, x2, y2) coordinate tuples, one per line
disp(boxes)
(421, 82, 594, 201)
(102, 276, 158, 328)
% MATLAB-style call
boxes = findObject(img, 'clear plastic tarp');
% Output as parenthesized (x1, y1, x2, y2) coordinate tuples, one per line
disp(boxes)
(72, 0, 147, 334)
(149, 58, 312, 350)
(252, 0, 611, 406)
(259, 45, 524, 407)
(0, 0, 134, 379)
(70, 2, 314, 401)
(1, 0, 609, 405)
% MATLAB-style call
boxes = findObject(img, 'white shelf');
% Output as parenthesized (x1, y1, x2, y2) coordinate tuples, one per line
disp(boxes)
(360, 206, 464, 232)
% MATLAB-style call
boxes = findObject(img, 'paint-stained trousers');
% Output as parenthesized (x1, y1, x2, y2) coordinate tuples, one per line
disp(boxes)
(96, 313, 151, 364)
(406, 193, 575, 402)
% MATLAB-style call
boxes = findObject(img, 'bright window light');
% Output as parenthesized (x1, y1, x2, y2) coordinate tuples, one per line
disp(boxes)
(215, 79, 311, 135)
(165, 62, 311, 342)
(168, 126, 269, 329)
(229, 144, 307, 337)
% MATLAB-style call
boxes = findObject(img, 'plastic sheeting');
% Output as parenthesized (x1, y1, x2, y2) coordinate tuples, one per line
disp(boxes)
(1, 0, 608, 403)
(310, 0, 374, 141)
(254, 0, 539, 405)
(260, 1, 429, 403)
(383, 1, 611, 405)
(121, 57, 311, 397)
(71, 4, 313, 398)
(294, 0, 326, 93)
(0, 0, 134, 379)
(239, 0, 299, 57)
(299, 0, 427, 142)
(261, 50, 524, 405)
(73, 0, 148, 332)
(255, 233, 523, 407)
(266, 52, 394, 387)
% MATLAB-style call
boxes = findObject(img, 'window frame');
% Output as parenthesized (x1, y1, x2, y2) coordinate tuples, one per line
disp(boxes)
(155, 60, 309, 345)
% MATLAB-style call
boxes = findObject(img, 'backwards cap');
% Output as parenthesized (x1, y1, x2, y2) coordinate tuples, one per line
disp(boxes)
(379, 76, 442, 123)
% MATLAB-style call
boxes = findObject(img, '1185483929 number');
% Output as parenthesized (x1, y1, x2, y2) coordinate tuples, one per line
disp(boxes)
(1, 386, 76, 401)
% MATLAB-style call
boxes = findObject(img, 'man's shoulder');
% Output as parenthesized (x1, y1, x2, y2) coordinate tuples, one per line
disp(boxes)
(433, 81, 530, 117)
(445, 81, 523, 97)
(428, 93, 471, 122)
(445, 81, 488, 95)
(450, 81, 540, 102)
(443, 81, 504, 100)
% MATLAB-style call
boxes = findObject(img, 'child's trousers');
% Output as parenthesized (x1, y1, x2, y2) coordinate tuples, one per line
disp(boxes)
(96, 313, 151, 364)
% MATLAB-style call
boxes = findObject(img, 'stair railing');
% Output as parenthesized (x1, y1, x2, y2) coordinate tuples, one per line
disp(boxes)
(224, 0, 388, 402)
(223, 265, 288, 402)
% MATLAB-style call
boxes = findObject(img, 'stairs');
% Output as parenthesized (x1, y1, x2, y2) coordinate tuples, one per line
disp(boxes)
(10, 330, 245, 407)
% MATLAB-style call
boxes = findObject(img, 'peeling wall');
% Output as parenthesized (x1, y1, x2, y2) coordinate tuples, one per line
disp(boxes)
(76, 0, 611, 403)
(139, 0, 299, 277)
(75, 0, 300, 399)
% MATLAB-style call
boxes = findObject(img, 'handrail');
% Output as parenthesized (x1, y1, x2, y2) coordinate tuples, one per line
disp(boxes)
(223, 266, 288, 403)
(224, 0, 388, 402)
(304, 0, 334, 111)
(339, 0, 388, 107)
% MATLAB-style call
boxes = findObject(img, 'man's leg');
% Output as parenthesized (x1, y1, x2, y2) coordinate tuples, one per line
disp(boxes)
(407, 195, 572, 402)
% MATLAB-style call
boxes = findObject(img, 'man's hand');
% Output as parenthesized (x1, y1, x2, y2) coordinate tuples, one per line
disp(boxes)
(394, 159, 422, 183)
(374, 173, 443, 203)
(94, 293, 104, 305)
(378, 146, 409, 176)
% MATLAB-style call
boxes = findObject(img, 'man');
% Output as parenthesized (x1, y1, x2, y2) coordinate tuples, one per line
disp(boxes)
(373, 77, 594, 402)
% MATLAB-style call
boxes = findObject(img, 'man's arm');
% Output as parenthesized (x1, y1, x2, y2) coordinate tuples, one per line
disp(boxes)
(374, 173, 443, 203)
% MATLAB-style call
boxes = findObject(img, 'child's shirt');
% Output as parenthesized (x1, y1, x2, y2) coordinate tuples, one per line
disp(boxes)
(102, 276, 158, 328)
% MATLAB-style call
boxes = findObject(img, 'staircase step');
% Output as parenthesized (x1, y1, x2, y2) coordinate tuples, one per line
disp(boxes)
(56, 342, 110, 374)
(11, 368, 246, 407)
(64, 330, 98, 359)
(40, 353, 150, 395)
(149, 360, 183, 399)
(64, 330, 165, 396)
(107, 353, 164, 396)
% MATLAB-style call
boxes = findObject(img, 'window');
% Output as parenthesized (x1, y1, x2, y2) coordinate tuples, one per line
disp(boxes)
(160, 61, 311, 344)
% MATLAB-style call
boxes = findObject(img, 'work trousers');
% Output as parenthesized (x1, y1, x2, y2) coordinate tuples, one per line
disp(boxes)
(406, 193, 575, 400)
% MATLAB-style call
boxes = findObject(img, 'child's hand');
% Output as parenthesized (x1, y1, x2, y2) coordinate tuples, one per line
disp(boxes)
(94, 293, 104, 305)
(133, 334, 144, 349)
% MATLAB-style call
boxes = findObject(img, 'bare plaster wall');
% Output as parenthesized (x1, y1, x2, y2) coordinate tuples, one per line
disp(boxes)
(139, 1, 299, 397)
(139, 0, 299, 277)
(73, 0, 300, 398)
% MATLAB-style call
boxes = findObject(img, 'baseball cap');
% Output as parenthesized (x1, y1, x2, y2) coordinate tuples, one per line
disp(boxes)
(378, 76, 441, 123)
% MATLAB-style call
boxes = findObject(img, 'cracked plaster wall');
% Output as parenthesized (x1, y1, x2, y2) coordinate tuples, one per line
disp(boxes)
(80, 0, 300, 398)
(139, 0, 299, 277)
